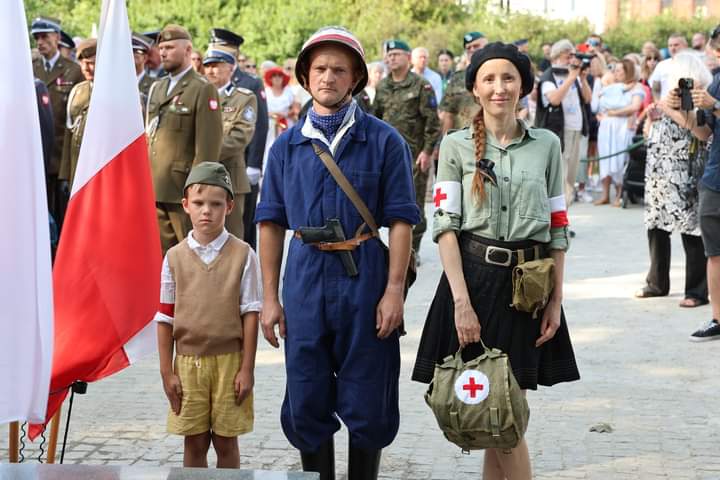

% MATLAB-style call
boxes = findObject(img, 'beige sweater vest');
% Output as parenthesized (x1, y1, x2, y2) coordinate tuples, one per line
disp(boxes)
(167, 235, 249, 356)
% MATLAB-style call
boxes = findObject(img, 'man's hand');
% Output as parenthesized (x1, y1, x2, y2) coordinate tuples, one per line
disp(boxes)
(246, 166, 262, 186)
(416, 151, 432, 173)
(162, 373, 183, 415)
(691, 87, 717, 110)
(567, 65, 581, 82)
(234, 369, 254, 405)
(376, 286, 404, 339)
(260, 298, 286, 348)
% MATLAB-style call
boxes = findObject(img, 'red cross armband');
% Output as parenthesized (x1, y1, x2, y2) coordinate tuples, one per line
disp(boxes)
(549, 195, 569, 228)
(433, 181, 461, 214)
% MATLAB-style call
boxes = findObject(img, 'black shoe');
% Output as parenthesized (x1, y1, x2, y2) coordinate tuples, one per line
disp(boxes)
(348, 442, 381, 480)
(689, 319, 720, 342)
(300, 438, 335, 480)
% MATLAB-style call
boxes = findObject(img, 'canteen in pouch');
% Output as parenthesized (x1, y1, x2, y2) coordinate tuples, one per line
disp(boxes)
(511, 257, 555, 318)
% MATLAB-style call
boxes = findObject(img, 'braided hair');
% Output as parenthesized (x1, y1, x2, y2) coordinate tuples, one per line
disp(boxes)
(471, 106, 488, 204)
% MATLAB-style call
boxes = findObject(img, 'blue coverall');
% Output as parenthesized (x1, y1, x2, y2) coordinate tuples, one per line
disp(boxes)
(255, 105, 420, 452)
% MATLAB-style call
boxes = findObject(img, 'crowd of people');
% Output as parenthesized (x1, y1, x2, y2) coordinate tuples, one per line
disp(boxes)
(29, 13, 720, 480)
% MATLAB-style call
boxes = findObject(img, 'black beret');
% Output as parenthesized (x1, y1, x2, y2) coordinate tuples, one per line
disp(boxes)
(465, 42, 534, 97)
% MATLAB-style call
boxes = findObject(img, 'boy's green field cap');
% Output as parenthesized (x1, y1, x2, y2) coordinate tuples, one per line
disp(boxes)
(184, 162, 234, 199)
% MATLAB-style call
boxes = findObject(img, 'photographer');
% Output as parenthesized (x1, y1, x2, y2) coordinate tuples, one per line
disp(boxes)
(687, 28, 720, 341)
(535, 39, 592, 205)
(636, 52, 710, 311)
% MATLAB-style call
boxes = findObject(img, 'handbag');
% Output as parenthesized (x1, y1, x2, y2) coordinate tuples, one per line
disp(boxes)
(312, 143, 416, 296)
(425, 341, 529, 452)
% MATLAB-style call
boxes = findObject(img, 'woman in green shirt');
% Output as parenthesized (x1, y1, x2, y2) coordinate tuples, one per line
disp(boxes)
(412, 43, 580, 479)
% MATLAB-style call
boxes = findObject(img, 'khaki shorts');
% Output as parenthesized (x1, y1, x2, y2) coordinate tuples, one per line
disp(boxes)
(167, 351, 253, 437)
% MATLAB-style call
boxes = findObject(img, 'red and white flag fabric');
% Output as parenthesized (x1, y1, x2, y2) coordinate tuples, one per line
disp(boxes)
(0, 0, 54, 425)
(30, 0, 161, 437)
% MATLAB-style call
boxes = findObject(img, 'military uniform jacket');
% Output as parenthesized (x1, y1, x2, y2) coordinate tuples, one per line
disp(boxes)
(59, 80, 92, 186)
(231, 67, 268, 171)
(146, 68, 223, 204)
(219, 86, 257, 195)
(35, 79, 55, 172)
(439, 68, 480, 130)
(33, 55, 84, 176)
(372, 71, 441, 158)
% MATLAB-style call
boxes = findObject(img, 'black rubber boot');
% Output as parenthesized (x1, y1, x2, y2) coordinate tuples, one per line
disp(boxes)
(348, 442, 381, 480)
(300, 438, 335, 480)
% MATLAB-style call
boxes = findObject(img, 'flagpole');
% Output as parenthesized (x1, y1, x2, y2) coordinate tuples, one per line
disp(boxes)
(8, 421, 19, 462)
(46, 407, 62, 463)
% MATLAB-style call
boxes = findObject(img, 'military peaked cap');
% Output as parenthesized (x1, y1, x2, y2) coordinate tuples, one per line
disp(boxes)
(59, 30, 75, 49)
(132, 32, 153, 52)
(203, 45, 237, 66)
(209, 28, 244, 48)
(31, 16, 61, 35)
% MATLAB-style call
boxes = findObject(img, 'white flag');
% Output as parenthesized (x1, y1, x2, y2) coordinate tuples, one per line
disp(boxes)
(0, 0, 54, 423)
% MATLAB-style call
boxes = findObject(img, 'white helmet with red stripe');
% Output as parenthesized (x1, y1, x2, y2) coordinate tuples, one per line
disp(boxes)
(295, 26, 368, 97)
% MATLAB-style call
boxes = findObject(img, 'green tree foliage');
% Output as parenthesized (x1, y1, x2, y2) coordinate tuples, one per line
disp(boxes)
(22, 0, 720, 68)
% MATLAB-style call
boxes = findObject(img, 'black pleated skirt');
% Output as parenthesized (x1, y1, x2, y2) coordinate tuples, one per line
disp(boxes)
(411, 234, 581, 390)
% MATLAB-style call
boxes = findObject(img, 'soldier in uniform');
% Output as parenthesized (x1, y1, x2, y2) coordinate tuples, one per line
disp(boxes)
(373, 39, 441, 256)
(31, 16, 84, 229)
(203, 46, 258, 239)
(146, 24, 223, 254)
(59, 39, 96, 191)
(439, 31, 487, 132)
(133, 33, 154, 99)
(209, 28, 269, 249)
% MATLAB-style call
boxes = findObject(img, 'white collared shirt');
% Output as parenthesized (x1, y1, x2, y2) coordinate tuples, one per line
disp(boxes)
(44, 51, 61, 71)
(301, 100, 357, 155)
(153, 229, 263, 324)
(218, 82, 233, 96)
(137, 70, 146, 84)
(166, 64, 193, 95)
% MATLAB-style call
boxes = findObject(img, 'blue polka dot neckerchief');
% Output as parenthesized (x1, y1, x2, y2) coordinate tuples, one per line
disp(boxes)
(308, 102, 352, 144)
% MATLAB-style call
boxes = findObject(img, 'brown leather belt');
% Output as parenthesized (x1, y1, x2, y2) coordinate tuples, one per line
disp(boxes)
(293, 231, 375, 251)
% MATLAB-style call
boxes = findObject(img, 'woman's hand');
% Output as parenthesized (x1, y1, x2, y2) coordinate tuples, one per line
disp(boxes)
(454, 297, 481, 348)
(536, 298, 562, 347)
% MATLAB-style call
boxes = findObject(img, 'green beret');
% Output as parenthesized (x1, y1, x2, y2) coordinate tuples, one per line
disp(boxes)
(158, 24, 191, 43)
(463, 32, 485, 47)
(184, 162, 234, 199)
(384, 39, 410, 54)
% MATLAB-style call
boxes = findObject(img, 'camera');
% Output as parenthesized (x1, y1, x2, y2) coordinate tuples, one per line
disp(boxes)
(573, 53, 595, 71)
(678, 77, 694, 110)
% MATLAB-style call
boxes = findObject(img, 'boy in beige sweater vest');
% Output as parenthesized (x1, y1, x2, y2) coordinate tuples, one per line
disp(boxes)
(154, 162, 261, 468)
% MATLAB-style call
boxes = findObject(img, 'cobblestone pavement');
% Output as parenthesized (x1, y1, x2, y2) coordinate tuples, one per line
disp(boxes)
(2, 203, 719, 479)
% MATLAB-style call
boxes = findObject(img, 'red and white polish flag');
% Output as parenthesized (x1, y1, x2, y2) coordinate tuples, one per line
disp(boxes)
(30, 0, 161, 437)
(0, 0, 54, 425)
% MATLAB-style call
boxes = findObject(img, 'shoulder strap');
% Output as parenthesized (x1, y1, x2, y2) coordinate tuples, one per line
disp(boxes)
(311, 143, 379, 236)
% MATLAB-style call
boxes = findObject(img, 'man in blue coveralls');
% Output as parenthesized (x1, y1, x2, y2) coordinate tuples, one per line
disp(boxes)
(255, 26, 419, 480)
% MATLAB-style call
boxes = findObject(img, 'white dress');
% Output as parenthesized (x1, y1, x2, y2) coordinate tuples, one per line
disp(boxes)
(593, 82, 645, 184)
(263, 86, 295, 170)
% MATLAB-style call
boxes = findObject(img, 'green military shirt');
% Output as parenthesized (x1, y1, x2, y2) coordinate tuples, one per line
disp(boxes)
(219, 85, 257, 195)
(433, 122, 569, 250)
(33, 54, 84, 176)
(439, 69, 480, 130)
(146, 68, 223, 204)
(59, 80, 92, 187)
(372, 71, 441, 157)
